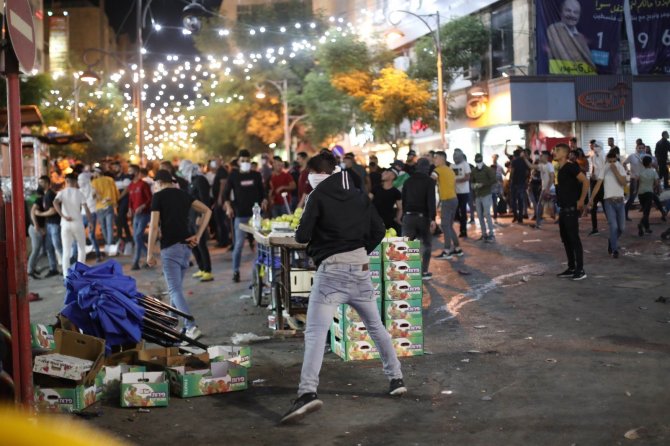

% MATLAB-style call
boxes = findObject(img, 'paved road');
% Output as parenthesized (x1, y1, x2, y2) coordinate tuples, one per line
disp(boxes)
(28, 213, 670, 445)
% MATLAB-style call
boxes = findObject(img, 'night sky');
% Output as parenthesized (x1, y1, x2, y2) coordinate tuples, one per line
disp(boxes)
(104, 0, 222, 62)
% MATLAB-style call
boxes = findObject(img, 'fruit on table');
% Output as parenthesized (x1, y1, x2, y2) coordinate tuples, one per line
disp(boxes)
(261, 208, 304, 232)
(385, 228, 397, 238)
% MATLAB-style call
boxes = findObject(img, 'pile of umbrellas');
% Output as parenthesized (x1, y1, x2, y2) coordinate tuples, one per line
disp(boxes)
(61, 261, 206, 354)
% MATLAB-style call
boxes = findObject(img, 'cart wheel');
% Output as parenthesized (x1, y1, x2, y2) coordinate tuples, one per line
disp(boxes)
(252, 264, 263, 307)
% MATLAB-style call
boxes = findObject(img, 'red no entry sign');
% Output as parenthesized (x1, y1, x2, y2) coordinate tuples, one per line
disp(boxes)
(6, 0, 36, 72)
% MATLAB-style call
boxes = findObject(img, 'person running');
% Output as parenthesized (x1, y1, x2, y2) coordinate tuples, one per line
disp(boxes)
(91, 168, 119, 254)
(280, 153, 405, 425)
(223, 149, 267, 283)
(147, 169, 212, 340)
(554, 143, 589, 281)
(401, 158, 436, 280)
(471, 154, 497, 242)
(126, 164, 153, 270)
(589, 149, 627, 258)
(637, 156, 659, 237)
(370, 169, 402, 235)
(54, 174, 92, 278)
(433, 151, 462, 259)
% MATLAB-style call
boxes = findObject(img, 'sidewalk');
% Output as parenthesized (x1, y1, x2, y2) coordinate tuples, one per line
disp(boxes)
(28, 214, 670, 445)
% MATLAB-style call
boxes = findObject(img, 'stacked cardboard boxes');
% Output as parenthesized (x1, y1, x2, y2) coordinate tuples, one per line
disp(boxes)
(382, 240, 424, 357)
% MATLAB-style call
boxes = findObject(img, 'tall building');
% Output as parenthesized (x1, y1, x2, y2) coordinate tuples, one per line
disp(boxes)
(46, 0, 119, 74)
(28, 0, 47, 73)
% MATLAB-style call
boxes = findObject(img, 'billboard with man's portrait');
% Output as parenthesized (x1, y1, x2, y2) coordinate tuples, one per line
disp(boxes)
(537, 0, 670, 75)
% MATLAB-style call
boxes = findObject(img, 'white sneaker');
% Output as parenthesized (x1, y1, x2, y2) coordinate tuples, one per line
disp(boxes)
(184, 326, 202, 340)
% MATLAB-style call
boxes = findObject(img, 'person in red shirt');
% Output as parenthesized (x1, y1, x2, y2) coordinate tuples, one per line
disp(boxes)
(270, 156, 296, 217)
(296, 152, 312, 208)
(127, 164, 153, 270)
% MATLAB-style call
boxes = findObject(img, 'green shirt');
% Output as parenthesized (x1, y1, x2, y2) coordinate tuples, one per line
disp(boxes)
(470, 165, 497, 198)
(638, 168, 658, 194)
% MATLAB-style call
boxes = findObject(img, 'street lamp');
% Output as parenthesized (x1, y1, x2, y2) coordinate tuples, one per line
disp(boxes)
(182, 1, 209, 33)
(388, 10, 447, 150)
(255, 80, 306, 161)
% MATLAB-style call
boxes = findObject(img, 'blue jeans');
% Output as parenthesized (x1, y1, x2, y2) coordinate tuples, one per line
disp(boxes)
(132, 212, 151, 265)
(624, 178, 639, 219)
(160, 243, 195, 329)
(45, 223, 62, 271)
(603, 198, 625, 253)
(83, 213, 101, 257)
(97, 206, 114, 246)
(232, 216, 250, 274)
(298, 264, 402, 395)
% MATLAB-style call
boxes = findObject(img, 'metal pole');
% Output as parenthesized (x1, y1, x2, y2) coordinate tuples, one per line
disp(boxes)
(282, 79, 291, 162)
(435, 12, 446, 150)
(136, 0, 144, 156)
(4, 41, 33, 406)
(73, 75, 79, 122)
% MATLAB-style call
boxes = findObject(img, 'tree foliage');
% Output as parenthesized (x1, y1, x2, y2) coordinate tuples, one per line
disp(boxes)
(0, 74, 52, 106)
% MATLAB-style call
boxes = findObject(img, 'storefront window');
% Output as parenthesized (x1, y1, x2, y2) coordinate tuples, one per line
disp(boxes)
(491, 3, 514, 78)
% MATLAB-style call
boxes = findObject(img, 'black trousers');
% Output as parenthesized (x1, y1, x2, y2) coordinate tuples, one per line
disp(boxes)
(401, 214, 431, 274)
(456, 193, 469, 235)
(639, 192, 653, 230)
(213, 205, 231, 247)
(558, 208, 583, 271)
(590, 179, 605, 230)
(116, 200, 132, 241)
(659, 161, 669, 189)
(190, 222, 212, 273)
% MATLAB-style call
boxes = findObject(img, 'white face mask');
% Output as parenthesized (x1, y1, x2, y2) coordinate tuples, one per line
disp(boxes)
(476, 162, 483, 169)
(209, 161, 217, 168)
(240, 162, 251, 173)
(339, 162, 346, 169)
(308, 173, 330, 189)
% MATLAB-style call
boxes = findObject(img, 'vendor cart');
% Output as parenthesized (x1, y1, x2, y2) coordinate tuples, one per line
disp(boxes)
(240, 224, 315, 331)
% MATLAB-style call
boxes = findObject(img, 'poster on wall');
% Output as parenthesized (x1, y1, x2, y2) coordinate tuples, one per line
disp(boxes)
(536, 0, 624, 75)
(630, 1, 670, 74)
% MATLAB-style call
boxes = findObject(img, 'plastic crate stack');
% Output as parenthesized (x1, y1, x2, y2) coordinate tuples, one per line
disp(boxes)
(331, 239, 424, 361)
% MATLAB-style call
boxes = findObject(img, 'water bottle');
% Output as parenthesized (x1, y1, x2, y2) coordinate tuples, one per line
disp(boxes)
(252, 202, 262, 230)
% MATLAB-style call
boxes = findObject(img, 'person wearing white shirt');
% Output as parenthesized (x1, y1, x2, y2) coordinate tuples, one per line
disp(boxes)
(587, 140, 606, 235)
(590, 149, 627, 258)
(623, 144, 645, 220)
(78, 171, 102, 261)
(54, 174, 92, 277)
(452, 149, 471, 238)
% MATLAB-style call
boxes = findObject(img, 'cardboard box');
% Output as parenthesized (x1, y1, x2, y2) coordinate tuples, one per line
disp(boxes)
(383, 261, 422, 282)
(392, 336, 424, 357)
(369, 262, 382, 282)
(207, 345, 252, 368)
(368, 244, 382, 264)
(120, 372, 169, 407)
(335, 300, 382, 323)
(31, 324, 55, 350)
(383, 240, 422, 263)
(33, 354, 94, 381)
(34, 378, 99, 413)
(33, 330, 105, 386)
(386, 319, 423, 339)
(136, 347, 209, 370)
(383, 298, 423, 326)
(331, 320, 372, 343)
(384, 280, 423, 301)
(331, 332, 380, 361)
(372, 281, 382, 299)
(167, 361, 248, 398)
(101, 364, 146, 400)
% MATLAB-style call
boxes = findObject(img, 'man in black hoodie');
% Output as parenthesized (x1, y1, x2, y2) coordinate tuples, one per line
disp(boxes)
(401, 158, 436, 280)
(280, 153, 406, 425)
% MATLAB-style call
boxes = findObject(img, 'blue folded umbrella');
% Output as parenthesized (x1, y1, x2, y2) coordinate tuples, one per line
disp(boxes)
(61, 260, 146, 354)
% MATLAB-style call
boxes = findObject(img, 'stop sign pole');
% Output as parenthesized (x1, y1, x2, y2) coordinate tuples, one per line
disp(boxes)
(1, 0, 34, 406)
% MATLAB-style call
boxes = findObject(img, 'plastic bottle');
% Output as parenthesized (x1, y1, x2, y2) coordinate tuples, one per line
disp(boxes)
(252, 202, 262, 230)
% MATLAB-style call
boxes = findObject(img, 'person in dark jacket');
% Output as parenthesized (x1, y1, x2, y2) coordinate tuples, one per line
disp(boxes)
(280, 153, 405, 425)
(186, 163, 214, 282)
(401, 158, 436, 280)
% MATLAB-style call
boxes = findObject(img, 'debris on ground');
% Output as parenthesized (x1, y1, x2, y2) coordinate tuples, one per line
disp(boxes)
(545, 358, 557, 363)
(239, 294, 251, 299)
(522, 239, 541, 243)
(252, 379, 267, 385)
(473, 325, 487, 329)
(231, 332, 271, 345)
(460, 359, 470, 363)
(481, 395, 493, 401)
(441, 390, 453, 395)
(624, 427, 644, 440)
(457, 270, 471, 275)
(655, 296, 667, 303)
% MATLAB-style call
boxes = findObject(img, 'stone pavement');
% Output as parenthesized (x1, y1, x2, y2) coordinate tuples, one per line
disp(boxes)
(27, 212, 670, 445)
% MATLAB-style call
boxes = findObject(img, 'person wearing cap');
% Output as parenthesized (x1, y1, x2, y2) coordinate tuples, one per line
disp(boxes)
(471, 154, 497, 242)
(91, 168, 119, 254)
(343, 153, 370, 192)
(223, 149, 267, 283)
(280, 153, 405, 425)
(405, 149, 417, 174)
(401, 158, 436, 280)
(147, 169, 212, 341)
(587, 140, 606, 236)
(390, 160, 410, 190)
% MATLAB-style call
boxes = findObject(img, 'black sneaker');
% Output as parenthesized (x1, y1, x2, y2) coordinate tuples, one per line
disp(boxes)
(435, 251, 450, 260)
(389, 378, 407, 396)
(131, 263, 140, 271)
(572, 270, 587, 281)
(233, 272, 240, 283)
(44, 269, 60, 278)
(607, 240, 612, 255)
(450, 248, 464, 257)
(421, 272, 433, 281)
(280, 393, 323, 424)
(638, 224, 644, 237)
(29, 272, 42, 280)
(612, 251, 619, 259)
(557, 268, 575, 278)
(588, 229, 599, 236)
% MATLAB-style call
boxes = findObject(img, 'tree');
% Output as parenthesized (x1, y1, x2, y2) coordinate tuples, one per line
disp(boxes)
(0, 73, 52, 106)
(361, 67, 433, 158)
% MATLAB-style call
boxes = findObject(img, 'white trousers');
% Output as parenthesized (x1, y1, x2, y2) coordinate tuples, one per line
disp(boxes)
(61, 220, 87, 278)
